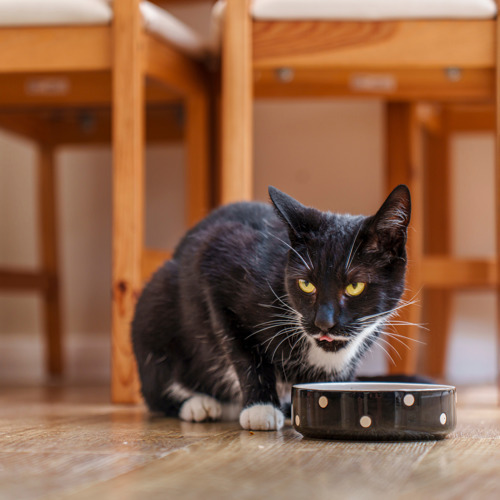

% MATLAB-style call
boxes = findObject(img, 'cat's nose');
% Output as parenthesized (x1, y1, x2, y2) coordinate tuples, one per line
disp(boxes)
(314, 304, 335, 332)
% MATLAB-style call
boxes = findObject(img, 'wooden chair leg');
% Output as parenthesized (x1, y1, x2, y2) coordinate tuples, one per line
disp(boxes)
(385, 102, 424, 375)
(111, 0, 143, 404)
(186, 90, 211, 227)
(422, 107, 453, 379)
(38, 142, 63, 376)
(496, 16, 500, 402)
(221, 0, 253, 203)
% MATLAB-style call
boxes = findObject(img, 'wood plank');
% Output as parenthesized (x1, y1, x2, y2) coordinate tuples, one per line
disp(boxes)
(0, 106, 184, 145)
(0, 72, 178, 108)
(144, 34, 207, 96)
(421, 257, 497, 289)
(422, 109, 452, 378)
(0, 26, 111, 73)
(0, 113, 47, 142)
(446, 104, 495, 132)
(253, 20, 495, 69)
(0, 269, 49, 291)
(385, 103, 423, 375)
(186, 92, 212, 226)
(221, 0, 253, 203)
(255, 67, 494, 101)
(495, 12, 500, 402)
(0, 386, 498, 499)
(38, 144, 63, 376)
(111, 0, 144, 404)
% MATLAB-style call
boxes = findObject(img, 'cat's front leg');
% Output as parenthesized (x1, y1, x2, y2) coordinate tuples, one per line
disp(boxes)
(239, 403, 284, 431)
(235, 355, 284, 431)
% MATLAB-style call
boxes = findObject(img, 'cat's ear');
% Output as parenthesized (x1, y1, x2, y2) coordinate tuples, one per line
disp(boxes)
(268, 186, 319, 239)
(365, 185, 411, 257)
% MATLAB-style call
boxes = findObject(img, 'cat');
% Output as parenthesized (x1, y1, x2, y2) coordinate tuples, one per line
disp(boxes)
(132, 185, 411, 431)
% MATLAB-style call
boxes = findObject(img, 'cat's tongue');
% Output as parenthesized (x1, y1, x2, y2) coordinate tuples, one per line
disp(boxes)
(319, 334, 334, 343)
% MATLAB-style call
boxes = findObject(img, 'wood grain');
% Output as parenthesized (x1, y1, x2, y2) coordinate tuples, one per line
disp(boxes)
(422, 109, 452, 378)
(446, 104, 495, 132)
(496, 12, 500, 401)
(0, 269, 49, 290)
(0, 72, 178, 108)
(221, 0, 254, 203)
(253, 20, 495, 69)
(186, 91, 211, 226)
(38, 143, 63, 376)
(0, 107, 184, 145)
(385, 103, 424, 374)
(0, 26, 111, 73)
(111, 0, 144, 404)
(0, 385, 497, 500)
(255, 67, 494, 101)
(144, 34, 208, 97)
(421, 258, 497, 289)
(141, 248, 172, 282)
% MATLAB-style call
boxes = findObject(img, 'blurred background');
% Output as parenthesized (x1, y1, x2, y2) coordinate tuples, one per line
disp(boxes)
(0, 2, 496, 386)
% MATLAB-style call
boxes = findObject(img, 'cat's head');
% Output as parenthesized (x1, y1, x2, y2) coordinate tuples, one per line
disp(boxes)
(269, 185, 411, 374)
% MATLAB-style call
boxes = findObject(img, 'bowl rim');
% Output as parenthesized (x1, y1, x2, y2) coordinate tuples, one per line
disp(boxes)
(293, 382, 456, 392)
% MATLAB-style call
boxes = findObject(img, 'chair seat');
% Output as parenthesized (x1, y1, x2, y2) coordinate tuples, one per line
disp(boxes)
(0, 0, 205, 57)
(251, 0, 498, 20)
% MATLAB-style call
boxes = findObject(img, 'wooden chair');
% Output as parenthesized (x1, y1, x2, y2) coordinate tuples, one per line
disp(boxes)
(0, 0, 211, 403)
(419, 103, 496, 378)
(220, 0, 499, 378)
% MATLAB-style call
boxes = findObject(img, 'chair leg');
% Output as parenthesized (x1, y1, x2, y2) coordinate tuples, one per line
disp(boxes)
(385, 102, 424, 375)
(111, 0, 144, 404)
(221, 0, 253, 203)
(422, 108, 453, 379)
(38, 142, 63, 376)
(186, 90, 211, 227)
(496, 18, 500, 402)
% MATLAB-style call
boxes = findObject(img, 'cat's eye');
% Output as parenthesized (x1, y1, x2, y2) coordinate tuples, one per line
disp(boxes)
(345, 282, 366, 297)
(298, 279, 316, 294)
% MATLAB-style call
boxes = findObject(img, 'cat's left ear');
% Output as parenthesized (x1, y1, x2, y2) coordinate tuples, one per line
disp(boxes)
(366, 185, 411, 257)
(268, 186, 320, 240)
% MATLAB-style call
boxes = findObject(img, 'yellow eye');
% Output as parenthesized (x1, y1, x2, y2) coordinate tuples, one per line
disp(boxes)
(345, 282, 366, 297)
(298, 279, 316, 294)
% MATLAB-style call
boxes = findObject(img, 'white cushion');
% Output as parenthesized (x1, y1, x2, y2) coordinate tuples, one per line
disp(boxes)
(0, 0, 112, 26)
(252, 0, 498, 20)
(140, 2, 205, 57)
(0, 0, 206, 57)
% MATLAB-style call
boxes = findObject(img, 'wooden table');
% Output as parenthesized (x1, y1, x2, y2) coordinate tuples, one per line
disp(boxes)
(0, 385, 498, 499)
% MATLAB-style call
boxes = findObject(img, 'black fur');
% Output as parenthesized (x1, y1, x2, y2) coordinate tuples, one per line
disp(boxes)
(132, 186, 411, 422)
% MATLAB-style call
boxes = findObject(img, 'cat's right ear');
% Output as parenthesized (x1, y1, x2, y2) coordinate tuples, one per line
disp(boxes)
(268, 186, 318, 239)
(364, 184, 411, 259)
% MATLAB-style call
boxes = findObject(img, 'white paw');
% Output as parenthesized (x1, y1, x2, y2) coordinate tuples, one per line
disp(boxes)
(179, 395, 222, 422)
(239, 404, 284, 431)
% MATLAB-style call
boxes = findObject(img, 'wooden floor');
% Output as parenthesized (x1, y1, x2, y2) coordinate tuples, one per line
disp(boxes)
(0, 385, 499, 499)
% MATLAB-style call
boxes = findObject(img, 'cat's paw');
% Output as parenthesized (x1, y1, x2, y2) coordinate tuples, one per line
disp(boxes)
(179, 395, 222, 422)
(239, 404, 284, 431)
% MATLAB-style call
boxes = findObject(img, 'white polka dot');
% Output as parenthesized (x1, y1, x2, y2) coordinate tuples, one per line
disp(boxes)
(403, 394, 415, 407)
(318, 396, 328, 408)
(360, 415, 372, 428)
(295, 414, 300, 426)
(440, 412, 447, 425)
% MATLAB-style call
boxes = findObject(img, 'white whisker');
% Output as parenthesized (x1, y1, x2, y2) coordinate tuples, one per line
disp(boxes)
(345, 225, 363, 273)
(268, 233, 312, 271)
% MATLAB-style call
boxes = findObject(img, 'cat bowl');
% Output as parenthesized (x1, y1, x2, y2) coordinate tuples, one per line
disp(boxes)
(292, 382, 456, 440)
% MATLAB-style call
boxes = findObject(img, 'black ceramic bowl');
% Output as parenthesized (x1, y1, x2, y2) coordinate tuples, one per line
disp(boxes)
(292, 382, 457, 440)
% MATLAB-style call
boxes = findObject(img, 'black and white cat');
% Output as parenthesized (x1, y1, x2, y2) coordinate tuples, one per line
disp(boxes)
(132, 185, 411, 431)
